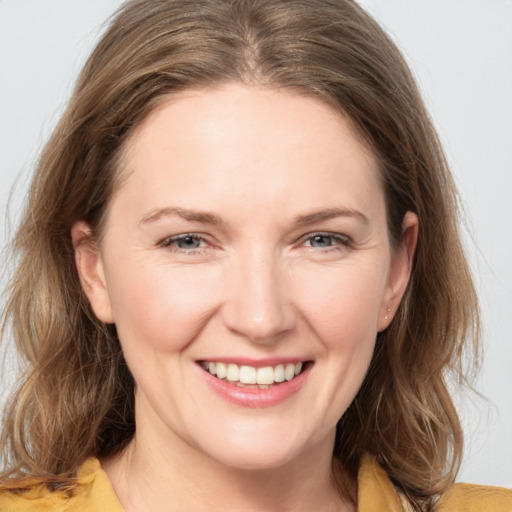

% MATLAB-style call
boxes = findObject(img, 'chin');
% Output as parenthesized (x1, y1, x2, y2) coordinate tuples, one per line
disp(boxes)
(212, 448, 300, 472)
(196, 428, 319, 472)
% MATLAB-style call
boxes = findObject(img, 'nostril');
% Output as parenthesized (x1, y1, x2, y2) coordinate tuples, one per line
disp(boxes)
(221, 301, 296, 344)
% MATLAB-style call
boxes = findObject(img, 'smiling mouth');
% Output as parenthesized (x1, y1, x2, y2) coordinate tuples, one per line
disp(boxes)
(199, 361, 310, 389)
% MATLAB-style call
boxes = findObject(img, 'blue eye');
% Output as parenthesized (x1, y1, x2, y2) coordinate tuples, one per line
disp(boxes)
(175, 236, 202, 250)
(303, 233, 349, 249)
(309, 235, 336, 247)
(161, 234, 206, 252)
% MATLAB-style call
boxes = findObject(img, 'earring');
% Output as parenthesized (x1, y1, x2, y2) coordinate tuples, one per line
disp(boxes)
(384, 308, 391, 321)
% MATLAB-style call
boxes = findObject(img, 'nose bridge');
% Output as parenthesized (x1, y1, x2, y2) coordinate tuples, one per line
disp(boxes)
(222, 243, 295, 342)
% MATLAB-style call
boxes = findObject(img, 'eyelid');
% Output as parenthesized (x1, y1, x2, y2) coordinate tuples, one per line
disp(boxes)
(159, 232, 210, 249)
(299, 231, 350, 245)
(158, 231, 350, 253)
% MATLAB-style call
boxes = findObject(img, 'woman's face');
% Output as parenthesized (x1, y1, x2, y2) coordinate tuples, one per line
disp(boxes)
(74, 84, 416, 471)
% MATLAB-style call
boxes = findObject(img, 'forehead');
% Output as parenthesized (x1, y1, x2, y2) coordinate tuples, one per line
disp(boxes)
(111, 84, 383, 223)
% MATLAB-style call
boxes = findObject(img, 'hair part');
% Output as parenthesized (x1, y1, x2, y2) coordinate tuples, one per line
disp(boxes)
(1, 1, 479, 510)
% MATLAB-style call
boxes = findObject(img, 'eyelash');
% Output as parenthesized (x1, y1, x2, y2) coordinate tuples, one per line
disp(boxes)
(160, 233, 209, 253)
(159, 232, 350, 254)
(300, 232, 350, 252)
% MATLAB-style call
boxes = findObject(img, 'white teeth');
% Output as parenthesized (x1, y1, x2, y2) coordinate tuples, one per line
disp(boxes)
(239, 365, 257, 384)
(226, 364, 239, 382)
(256, 366, 274, 385)
(216, 362, 227, 379)
(274, 364, 285, 383)
(202, 360, 305, 385)
(284, 363, 295, 381)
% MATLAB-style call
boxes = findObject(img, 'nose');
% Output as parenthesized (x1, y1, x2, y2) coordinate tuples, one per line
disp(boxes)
(221, 248, 296, 344)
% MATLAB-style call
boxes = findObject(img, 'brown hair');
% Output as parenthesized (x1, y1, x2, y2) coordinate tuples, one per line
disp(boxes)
(1, 0, 479, 510)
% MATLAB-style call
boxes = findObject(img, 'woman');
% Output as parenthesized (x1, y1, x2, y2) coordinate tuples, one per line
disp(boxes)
(1, 0, 511, 511)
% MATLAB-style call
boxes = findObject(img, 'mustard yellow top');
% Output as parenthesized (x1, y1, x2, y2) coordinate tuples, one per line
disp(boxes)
(1, 454, 511, 511)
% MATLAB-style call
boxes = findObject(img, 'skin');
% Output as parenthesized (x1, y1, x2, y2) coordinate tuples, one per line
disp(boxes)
(73, 83, 418, 512)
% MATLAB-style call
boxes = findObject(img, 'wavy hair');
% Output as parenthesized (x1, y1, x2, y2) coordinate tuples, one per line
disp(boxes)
(1, 1, 479, 510)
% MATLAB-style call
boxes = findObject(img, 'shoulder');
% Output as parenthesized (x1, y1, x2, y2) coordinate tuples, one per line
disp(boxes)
(358, 454, 512, 512)
(0, 458, 124, 512)
(0, 486, 72, 512)
(435, 482, 512, 511)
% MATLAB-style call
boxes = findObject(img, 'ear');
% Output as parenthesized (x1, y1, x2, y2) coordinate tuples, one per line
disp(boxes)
(71, 221, 114, 324)
(377, 211, 418, 332)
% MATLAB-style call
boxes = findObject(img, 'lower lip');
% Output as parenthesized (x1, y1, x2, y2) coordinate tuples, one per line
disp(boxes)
(200, 364, 312, 408)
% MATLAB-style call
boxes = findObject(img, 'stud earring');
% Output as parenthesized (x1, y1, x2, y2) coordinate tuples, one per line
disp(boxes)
(384, 308, 391, 321)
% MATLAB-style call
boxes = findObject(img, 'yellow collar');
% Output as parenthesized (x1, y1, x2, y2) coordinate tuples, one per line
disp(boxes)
(2, 454, 511, 511)
(357, 453, 407, 511)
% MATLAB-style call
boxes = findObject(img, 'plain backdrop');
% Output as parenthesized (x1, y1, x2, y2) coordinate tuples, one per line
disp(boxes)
(0, 0, 511, 486)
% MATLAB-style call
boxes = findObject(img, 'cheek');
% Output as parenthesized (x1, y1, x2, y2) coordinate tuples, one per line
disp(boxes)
(293, 261, 388, 344)
(105, 261, 223, 352)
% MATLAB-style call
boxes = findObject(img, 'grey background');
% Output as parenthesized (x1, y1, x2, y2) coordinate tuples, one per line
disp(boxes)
(1, 0, 511, 485)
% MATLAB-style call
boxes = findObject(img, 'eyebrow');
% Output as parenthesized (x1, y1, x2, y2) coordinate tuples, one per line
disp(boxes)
(294, 208, 369, 226)
(140, 206, 368, 227)
(140, 207, 223, 226)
